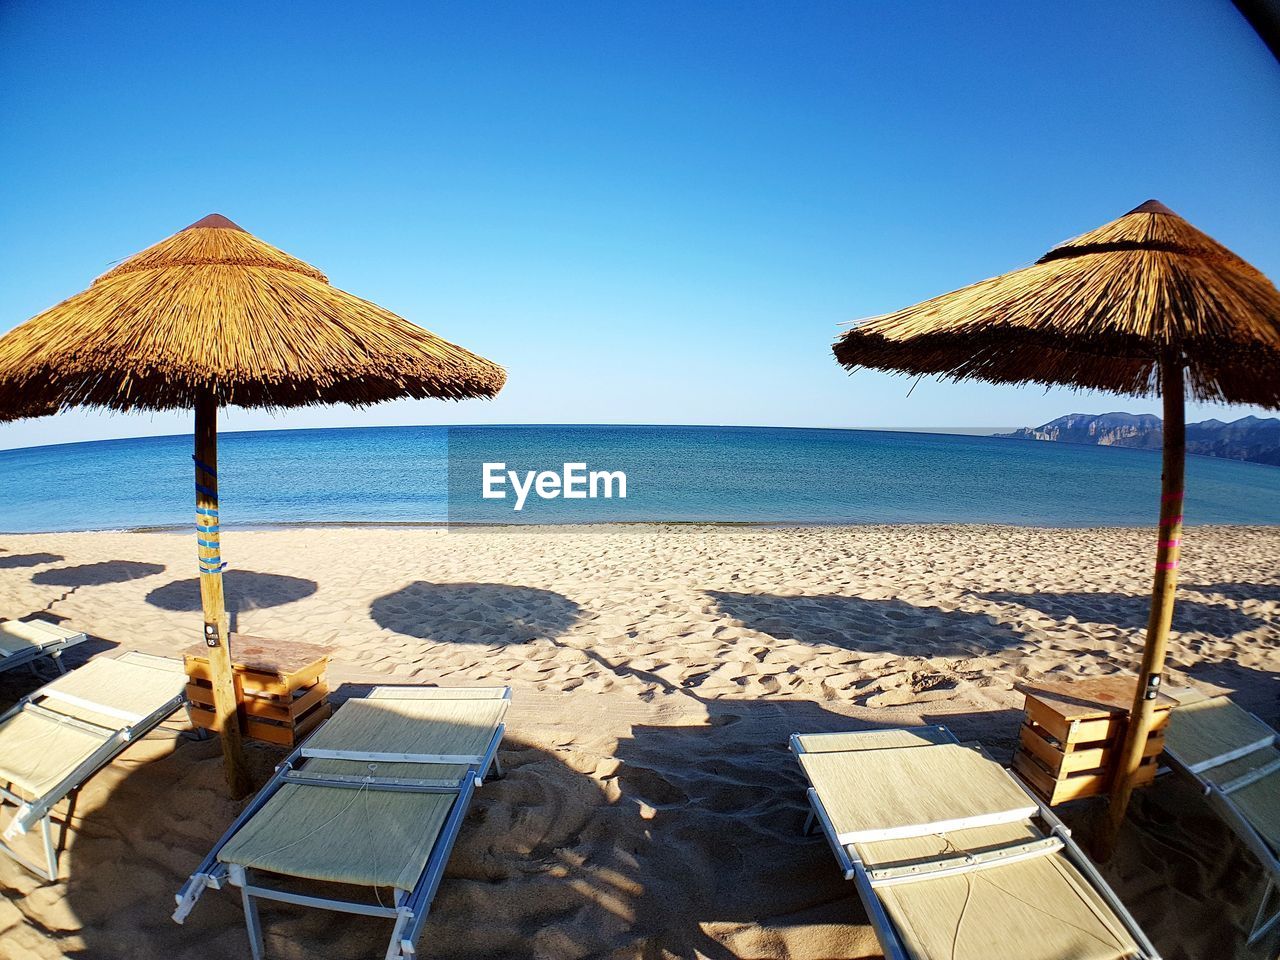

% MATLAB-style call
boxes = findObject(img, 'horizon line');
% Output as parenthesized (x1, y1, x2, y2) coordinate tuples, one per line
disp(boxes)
(1, 412, 1276, 457)
(0, 421, 1018, 456)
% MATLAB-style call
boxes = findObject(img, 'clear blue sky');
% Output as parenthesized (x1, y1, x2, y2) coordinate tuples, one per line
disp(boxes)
(1, 1, 1277, 449)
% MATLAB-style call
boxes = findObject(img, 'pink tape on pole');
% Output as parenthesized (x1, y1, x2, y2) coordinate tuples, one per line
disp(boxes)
(1162, 515, 1184, 525)
(1157, 561, 1180, 570)
(1159, 539, 1182, 548)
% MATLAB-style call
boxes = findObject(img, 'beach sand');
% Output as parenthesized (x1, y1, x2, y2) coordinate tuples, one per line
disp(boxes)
(0, 524, 1276, 959)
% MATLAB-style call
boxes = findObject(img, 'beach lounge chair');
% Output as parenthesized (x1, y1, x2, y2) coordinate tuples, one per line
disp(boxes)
(0, 651, 188, 880)
(790, 726, 1161, 960)
(1163, 687, 1280, 943)
(174, 685, 511, 960)
(0, 618, 87, 677)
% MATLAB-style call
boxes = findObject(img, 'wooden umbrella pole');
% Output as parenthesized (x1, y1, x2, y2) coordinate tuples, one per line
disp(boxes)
(1096, 352, 1185, 860)
(194, 393, 252, 798)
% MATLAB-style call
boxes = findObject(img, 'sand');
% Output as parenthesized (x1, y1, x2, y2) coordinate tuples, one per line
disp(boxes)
(0, 524, 1276, 959)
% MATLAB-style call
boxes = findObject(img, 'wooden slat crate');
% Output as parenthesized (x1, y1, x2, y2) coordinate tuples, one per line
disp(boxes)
(184, 635, 332, 746)
(1012, 677, 1174, 805)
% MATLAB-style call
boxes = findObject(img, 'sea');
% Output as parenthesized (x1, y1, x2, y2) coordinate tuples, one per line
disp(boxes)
(1, 424, 1278, 533)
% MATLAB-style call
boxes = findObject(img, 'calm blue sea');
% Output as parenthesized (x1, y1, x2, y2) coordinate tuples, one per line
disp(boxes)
(0, 425, 1278, 532)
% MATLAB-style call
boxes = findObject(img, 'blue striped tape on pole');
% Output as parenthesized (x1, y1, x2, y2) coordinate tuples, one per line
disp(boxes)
(192, 455, 218, 478)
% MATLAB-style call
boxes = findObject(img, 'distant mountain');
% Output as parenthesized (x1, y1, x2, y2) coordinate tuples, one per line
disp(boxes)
(999, 413, 1280, 466)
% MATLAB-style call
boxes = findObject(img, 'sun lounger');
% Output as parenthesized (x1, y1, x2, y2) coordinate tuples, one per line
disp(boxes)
(0, 651, 188, 880)
(1163, 687, 1280, 943)
(791, 726, 1161, 960)
(0, 618, 87, 676)
(174, 685, 511, 960)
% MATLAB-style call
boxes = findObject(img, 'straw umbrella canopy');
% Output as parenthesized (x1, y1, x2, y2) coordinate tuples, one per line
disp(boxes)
(833, 200, 1280, 855)
(0, 214, 505, 795)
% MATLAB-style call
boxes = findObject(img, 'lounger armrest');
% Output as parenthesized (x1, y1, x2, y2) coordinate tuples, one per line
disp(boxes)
(398, 932, 418, 957)
(173, 866, 227, 923)
(170, 744, 304, 926)
(3, 803, 38, 840)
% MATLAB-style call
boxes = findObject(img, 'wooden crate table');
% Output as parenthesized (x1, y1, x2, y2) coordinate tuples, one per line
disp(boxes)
(1012, 676, 1175, 805)
(184, 636, 332, 746)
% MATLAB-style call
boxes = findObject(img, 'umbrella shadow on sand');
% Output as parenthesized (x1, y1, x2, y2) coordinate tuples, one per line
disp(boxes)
(707, 590, 1027, 656)
(512, 648, 1030, 956)
(604, 694, 1269, 960)
(145, 571, 318, 632)
(8, 672, 1264, 959)
(1094, 766, 1279, 960)
(600, 698, 935, 959)
(29, 709, 641, 960)
(32, 560, 165, 588)
(369, 582, 581, 646)
(21, 678, 995, 960)
(560, 609, 1276, 956)
(27, 561, 166, 618)
(0, 552, 64, 569)
(977, 590, 1266, 638)
(1186, 581, 1280, 605)
(611, 686, 1274, 959)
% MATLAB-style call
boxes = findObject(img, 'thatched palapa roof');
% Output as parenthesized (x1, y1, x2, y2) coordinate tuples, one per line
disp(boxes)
(0, 214, 505, 413)
(833, 201, 1280, 407)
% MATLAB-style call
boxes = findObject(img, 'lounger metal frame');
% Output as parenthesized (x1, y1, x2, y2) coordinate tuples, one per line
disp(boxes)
(0, 677, 187, 881)
(790, 728, 1162, 960)
(174, 688, 509, 960)
(0, 621, 86, 678)
(1164, 710, 1280, 945)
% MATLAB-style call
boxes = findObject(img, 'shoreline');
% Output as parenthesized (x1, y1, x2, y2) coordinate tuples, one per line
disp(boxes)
(6, 518, 1280, 536)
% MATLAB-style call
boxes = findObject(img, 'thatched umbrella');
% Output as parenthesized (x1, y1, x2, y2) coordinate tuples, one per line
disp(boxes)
(0, 214, 505, 795)
(833, 200, 1280, 856)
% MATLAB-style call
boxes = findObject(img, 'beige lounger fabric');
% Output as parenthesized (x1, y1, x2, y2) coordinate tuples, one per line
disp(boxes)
(1164, 691, 1279, 851)
(0, 652, 186, 797)
(798, 743, 1036, 842)
(1204, 747, 1280, 850)
(369, 686, 509, 701)
(217, 692, 507, 890)
(41, 653, 186, 728)
(871, 838, 1137, 960)
(794, 728, 953, 754)
(801, 733, 1141, 960)
(1166, 694, 1275, 771)
(0, 711, 111, 796)
(0, 619, 83, 657)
